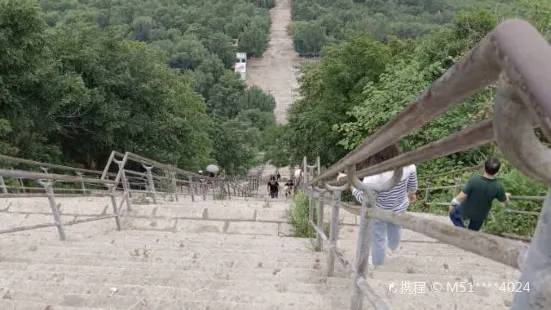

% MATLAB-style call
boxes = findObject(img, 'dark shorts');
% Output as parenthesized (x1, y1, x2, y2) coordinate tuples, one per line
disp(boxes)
(449, 205, 484, 231)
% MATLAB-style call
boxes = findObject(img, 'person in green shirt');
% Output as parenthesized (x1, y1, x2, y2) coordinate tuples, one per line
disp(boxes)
(449, 157, 510, 231)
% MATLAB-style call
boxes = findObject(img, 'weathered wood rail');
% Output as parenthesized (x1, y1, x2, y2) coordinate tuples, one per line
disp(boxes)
(296, 19, 551, 310)
(0, 151, 262, 239)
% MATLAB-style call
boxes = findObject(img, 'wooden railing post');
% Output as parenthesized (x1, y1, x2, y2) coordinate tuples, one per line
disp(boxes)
(188, 176, 195, 202)
(0, 176, 7, 194)
(143, 165, 157, 203)
(350, 187, 372, 310)
(106, 184, 122, 231)
(76, 171, 86, 194)
(171, 171, 179, 202)
(116, 166, 132, 211)
(315, 187, 326, 251)
(39, 180, 66, 241)
(201, 180, 207, 201)
(325, 183, 348, 277)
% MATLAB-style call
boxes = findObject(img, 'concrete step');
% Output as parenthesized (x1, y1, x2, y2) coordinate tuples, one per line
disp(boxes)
(2, 268, 348, 289)
(1, 290, 348, 310)
(0, 229, 303, 244)
(0, 296, 511, 310)
(0, 300, 102, 310)
(0, 252, 326, 271)
(0, 215, 291, 236)
(0, 195, 520, 310)
(0, 238, 315, 254)
(330, 246, 519, 279)
(0, 279, 349, 300)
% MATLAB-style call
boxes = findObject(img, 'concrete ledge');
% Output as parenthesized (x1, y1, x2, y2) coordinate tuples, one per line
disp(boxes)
(227, 222, 279, 236)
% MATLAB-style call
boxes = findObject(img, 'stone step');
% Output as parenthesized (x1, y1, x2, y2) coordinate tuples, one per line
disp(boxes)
(0, 256, 516, 291)
(336, 239, 515, 262)
(337, 225, 443, 243)
(331, 253, 518, 280)
(2, 290, 348, 310)
(0, 278, 349, 299)
(0, 238, 519, 275)
(0, 230, 305, 245)
(0, 300, 102, 310)
(0, 298, 342, 310)
(1, 265, 346, 287)
(0, 216, 289, 236)
(0, 253, 325, 271)
(0, 239, 315, 254)
(0, 278, 513, 309)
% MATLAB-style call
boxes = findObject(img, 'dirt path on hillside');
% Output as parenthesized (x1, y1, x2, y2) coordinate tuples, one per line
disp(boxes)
(246, 0, 321, 177)
(246, 0, 298, 124)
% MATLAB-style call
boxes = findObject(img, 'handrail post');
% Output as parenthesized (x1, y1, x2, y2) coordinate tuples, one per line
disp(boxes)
(76, 171, 86, 195)
(511, 191, 551, 309)
(100, 151, 116, 180)
(347, 166, 373, 310)
(171, 171, 179, 202)
(315, 187, 327, 251)
(143, 165, 157, 203)
(423, 182, 431, 206)
(212, 181, 216, 200)
(325, 183, 348, 277)
(201, 179, 207, 201)
(304, 156, 318, 238)
(0, 176, 7, 194)
(302, 156, 308, 189)
(490, 75, 551, 309)
(114, 158, 132, 211)
(106, 184, 122, 231)
(39, 180, 66, 241)
(188, 176, 195, 202)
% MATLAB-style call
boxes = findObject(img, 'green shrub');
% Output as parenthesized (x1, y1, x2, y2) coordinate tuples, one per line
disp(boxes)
(290, 191, 311, 238)
(290, 191, 330, 239)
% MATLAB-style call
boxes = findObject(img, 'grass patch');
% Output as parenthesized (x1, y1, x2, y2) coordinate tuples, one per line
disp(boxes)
(290, 191, 330, 238)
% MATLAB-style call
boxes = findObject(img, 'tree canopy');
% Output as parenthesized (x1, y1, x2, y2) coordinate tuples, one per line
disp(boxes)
(1, 0, 277, 175)
(269, 0, 551, 238)
(289, 0, 518, 56)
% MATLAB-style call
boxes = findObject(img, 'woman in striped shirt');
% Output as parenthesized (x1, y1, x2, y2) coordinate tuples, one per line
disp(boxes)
(338, 144, 418, 266)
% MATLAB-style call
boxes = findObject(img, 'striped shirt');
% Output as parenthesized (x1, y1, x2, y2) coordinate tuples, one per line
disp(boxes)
(352, 165, 418, 213)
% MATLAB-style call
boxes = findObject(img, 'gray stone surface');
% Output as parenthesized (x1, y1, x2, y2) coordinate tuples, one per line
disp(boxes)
(0, 192, 522, 310)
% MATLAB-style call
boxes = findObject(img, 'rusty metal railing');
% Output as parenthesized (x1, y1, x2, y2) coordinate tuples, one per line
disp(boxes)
(295, 19, 551, 310)
(0, 152, 262, 240)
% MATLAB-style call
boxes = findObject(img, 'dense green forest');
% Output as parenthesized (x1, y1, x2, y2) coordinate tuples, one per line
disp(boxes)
(289, 0, 522, 56)
(272, 0, 551, 237)
(0, 0, 276, 175)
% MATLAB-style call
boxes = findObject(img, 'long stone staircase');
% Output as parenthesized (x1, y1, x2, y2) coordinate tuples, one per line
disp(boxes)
(0, 186, 520, 309)
(0, 194, 351, 310)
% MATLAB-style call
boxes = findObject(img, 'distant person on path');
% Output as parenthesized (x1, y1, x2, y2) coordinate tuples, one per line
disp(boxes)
(338, 144, 418, 267)
(268, 179, 279, 199)
(276, 171, 281, 181)
(284, 180, 294, 198)
(448, 157, 510, 231)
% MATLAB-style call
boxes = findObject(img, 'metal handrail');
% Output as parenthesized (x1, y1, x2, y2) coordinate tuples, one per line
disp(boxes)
(0, 151, 263, 241)
(0, 154, 113, 176)
(298, 19, 551, 310)
(0, 169, 116, 185)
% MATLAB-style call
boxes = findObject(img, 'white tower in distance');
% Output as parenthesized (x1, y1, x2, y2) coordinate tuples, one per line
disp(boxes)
(234, 52, 247, 81)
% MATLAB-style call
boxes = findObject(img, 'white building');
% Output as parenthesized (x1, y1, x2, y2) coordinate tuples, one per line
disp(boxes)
(234, 52, 247, 81)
